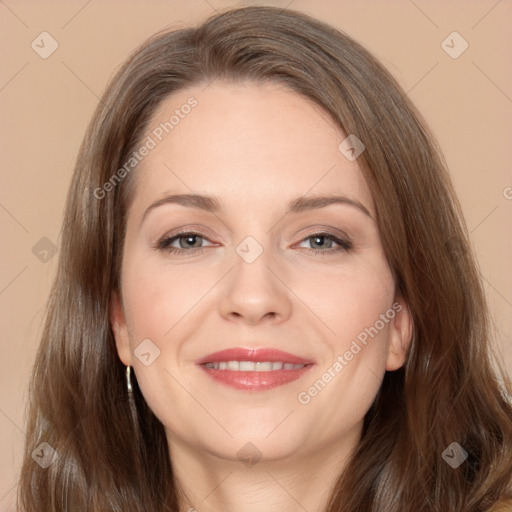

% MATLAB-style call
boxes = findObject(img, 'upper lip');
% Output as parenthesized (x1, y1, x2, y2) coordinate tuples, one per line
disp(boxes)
(195, 347, 314, 365)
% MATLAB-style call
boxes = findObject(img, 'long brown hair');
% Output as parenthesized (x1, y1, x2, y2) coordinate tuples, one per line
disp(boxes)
(18, 5, 512, 511)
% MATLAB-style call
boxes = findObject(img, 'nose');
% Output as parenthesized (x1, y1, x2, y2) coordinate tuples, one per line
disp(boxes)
(218, 245, 293, 326)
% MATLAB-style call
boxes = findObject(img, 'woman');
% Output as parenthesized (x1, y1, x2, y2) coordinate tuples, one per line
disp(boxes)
(18, 5, 512, 511)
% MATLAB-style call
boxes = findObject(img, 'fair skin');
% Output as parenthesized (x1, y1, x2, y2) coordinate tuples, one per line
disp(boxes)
(111, 80, 412, 512)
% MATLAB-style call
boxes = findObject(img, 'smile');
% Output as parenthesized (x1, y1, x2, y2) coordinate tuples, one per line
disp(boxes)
(203, 361, 307, 371)
(196, 347, 315, 390)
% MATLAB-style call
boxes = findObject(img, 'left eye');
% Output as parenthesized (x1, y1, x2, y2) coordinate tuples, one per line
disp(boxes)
(297, 232, 352, 253)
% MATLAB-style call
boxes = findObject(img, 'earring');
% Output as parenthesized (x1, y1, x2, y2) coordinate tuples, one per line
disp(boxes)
(125, 365, 138, 424)
(126, 365, 133, 393)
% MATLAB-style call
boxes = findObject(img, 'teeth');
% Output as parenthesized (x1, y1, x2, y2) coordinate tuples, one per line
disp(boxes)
(227, 361, 239, 371)
(204, 361, 306, 371)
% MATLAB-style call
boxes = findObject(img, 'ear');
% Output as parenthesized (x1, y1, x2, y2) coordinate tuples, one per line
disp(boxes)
(385, 296, 413, 371)
(110, 289, 133, 366)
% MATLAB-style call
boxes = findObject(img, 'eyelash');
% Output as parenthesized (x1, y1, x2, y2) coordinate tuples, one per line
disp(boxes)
(156, 230, 352, 257)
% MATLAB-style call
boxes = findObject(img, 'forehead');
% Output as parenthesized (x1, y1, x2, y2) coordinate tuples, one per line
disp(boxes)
(129, 80, 374, 218)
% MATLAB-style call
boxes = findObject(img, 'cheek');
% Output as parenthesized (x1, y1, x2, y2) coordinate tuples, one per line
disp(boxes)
(120, 258, 204, 433)
(298, 315, 394, 443)
(121, 257, 209, 342)
(299, 253, 395, 349)
(296, 256, 395, 414)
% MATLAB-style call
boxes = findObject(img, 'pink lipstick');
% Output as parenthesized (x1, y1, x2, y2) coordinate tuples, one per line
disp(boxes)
(196, 347, 315, 391)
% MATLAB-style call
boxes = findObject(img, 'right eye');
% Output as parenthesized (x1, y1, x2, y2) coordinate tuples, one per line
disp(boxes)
(157, 231, 215, 256)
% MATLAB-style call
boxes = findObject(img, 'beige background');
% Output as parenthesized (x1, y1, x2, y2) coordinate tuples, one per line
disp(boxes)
(1, 0, 511, 508)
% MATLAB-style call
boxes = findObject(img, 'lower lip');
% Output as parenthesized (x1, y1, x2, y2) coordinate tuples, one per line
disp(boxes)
(199, 364, 314, 391)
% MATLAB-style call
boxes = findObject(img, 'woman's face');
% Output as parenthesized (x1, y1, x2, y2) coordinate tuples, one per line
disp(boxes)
(111, 80, 411, 465)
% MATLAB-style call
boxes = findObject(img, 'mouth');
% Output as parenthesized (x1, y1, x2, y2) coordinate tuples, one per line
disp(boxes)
(196, 347, 315, 391)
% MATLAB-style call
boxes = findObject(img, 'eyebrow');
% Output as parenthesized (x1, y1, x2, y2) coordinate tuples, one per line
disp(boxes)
(141, 192, 372, 225)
